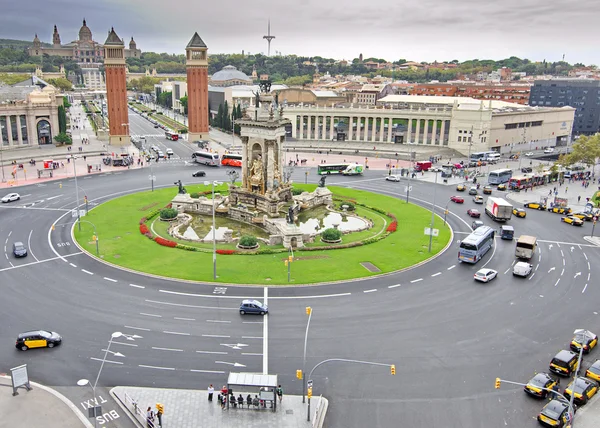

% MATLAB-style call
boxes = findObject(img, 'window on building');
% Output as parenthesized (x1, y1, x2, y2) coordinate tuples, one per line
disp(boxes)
(20, 115, 28, 144)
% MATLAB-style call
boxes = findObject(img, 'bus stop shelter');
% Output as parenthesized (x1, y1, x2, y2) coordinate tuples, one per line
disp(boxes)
(227, 372, 278, 411)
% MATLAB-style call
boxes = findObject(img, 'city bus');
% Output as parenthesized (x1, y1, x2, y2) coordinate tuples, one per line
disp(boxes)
(488, 169, 513, 185)
(509, 175, 533, 190)
(458, 225, 495, 264)
(515, 235, 537, 260)
(470, 151, 496, 162)
(192, 151, 220, 166)
(165, 131, 179, 141)
(221, 153, 242, 167)
(317, 163, 350, 175)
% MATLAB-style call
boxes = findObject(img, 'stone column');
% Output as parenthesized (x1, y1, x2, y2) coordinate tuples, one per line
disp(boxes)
(307, 115, 312, 140)
(407, 118, 412, 143)
(415, 118, 421, 144)
(0, 116, 3, 146)
(291, 115, 297, 138)
(241, 136, 249, 189)
(423, 119, 430, 145)
(387, 118, 392, 142)
(16, 115, 23, 145)
(330, 115, 335, 141)
(379, 117, 385, 143)
(439, 120, 446, 145)
(267, 141, 275, 191)
(6, 116, 13, 146)
(348, 117, 354, 141)
(431, 120, 438, 145)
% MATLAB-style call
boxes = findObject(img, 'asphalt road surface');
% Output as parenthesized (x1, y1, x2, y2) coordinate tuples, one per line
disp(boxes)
(1, 113, 599, 428)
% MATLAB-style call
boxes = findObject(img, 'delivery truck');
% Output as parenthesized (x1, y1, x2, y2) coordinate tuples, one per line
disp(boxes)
(485, 197, 512, 221)
(415, 161, 432, 172)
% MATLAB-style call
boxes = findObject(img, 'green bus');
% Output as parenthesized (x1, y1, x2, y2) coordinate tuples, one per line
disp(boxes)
(317, 163, 350, 175)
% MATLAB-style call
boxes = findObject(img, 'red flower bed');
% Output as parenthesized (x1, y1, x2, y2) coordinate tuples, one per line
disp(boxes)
(386, 221, 398, 233)
(140, 224, 150, 234)
(154, 236, 177, 247)
(216, 249, 236, 255)
(139, 217, 147, 225)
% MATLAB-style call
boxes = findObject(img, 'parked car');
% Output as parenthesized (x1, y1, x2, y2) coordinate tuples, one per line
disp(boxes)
(524, 201, 547, 210)
(561, 215, 583, 226)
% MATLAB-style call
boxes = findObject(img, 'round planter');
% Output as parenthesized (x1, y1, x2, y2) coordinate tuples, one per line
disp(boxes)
(236, 244, 260, 250)
(320, 238, 342, 244)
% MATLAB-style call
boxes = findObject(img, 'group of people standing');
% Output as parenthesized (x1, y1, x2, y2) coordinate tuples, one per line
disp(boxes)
(207, 383, 283, 410)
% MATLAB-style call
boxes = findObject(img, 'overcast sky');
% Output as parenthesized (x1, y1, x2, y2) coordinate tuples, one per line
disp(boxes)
(2, 0, 597, 65)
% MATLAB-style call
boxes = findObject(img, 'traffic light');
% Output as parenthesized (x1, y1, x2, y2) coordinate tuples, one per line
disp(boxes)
(495, 378, 501, 389)
(288, 255, 293, 263)
(307, 387, 312, 399)
(92, 235, 97, 242)
(390, 364, 396, 375)
(296, 370, 303, 380)
(306, 307, 312, 316)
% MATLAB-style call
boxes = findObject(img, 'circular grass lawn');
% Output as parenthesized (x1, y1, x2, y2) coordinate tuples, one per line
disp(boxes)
(73, 184, 451, 285)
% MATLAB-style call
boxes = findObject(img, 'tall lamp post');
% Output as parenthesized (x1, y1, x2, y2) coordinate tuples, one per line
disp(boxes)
(142, 142, 155, 192)
(302, 306, 313, 403)
(205, 180, 223, 279)
(71, 155, 82, 231)
(428, 171, 439, 252)
(0, 124, 5, 182)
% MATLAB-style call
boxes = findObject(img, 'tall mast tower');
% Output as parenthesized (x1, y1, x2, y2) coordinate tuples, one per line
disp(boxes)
(263, 19, 275, 56)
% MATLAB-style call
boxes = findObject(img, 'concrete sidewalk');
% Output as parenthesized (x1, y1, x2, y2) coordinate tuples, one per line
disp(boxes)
(0, 375, 91, 428)
(112, 386, 327, 428)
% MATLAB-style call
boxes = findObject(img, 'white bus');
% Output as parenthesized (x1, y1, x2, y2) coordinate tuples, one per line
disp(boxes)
(192, 151, 219, 166)
(515, 235, 537, 260)
(488, 169, 513, 185)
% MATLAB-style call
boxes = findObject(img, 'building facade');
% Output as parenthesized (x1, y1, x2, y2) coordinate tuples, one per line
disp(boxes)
(186, 33, 210, 141)
(28, 19, 141, 62)
(0, 79, 62, 148)
(529, 79, 600, 136)
(280, 95, 574, 156)
(103, 28, 129, 147)
(209, 65, 253, 87)
(409, 83, 531, 105)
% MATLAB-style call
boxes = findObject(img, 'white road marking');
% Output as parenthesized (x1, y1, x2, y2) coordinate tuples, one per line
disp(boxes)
(535, 264, 539, 271)
(139, 365, 175, 370)
(104, 277, 117, 282)
(263, 287, 269, 375)
(196, 350, 228, 355)
(190, 369, 225, 374)
(140, 313, 162, 318)
(163, 331, 190, 336)
(152, 347, 183, 352)
(504, 267, 511, 275)
(206, 320, 231, 323)
(431, 272, 441, 277)
(146, 299, 237, 310)
(81, 269, 93, 275)
(588, 262, 591, 270)
(175, 317, 196, 321)
(112, 341, 138, 347)
(242, 321, 263, 324)
(588, 273, 591, 281)
(584, 253, 588, 260)
(410, 278, 423, 283)
(129, 283, 145, 289)
(90, 357, 123, 365)
(561, 268, 564, 276)
(158, 289, 352, 300)
(215, 361, 246, 367)
(388, 284, 401, 289)
(529, 272, 536, 280)
(555, 278, 561, 287)
(242, 336, 263, 340)
(583, 284, 589, 293)
(124, 326, 151, 331)
(27, 230, 39, 262)
(242, 352, 263, 356)
(563, 259, 565, 266)
(363, 289, 377, 293)
(202, 334, 230, 338)
(69, 263, 77, 267)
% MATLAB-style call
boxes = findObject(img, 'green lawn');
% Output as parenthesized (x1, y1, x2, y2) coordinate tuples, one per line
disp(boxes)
(73, 184, 451, 285)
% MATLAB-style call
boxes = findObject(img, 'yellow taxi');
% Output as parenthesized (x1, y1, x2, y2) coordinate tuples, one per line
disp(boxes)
(456, 184, 466, 192)
(497, 183, 507, 191)
(564, 377, 599, 405)
(483, 185, 492, 194)
(585, 360, 600, 382)
(573, 212, 593, 221)
(570, 329, 598, 354)
(549, 206, 573, 215)
(524, 201, 547, 210)
(15, 330, 62, 351)
(561, 215, 584, 226)
(524, 373, 559, 399)
(513, 208, 526, 218)
(538, 400, 573, 427)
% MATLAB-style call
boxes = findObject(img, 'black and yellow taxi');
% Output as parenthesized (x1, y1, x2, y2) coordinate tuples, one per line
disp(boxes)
(513, 208, 527, 218)
(456, 184, 466, 192)
(564, 377, 599, 405)
(537, 399, 574, 428)
(570, 329, 598, 354)
(524, 201, 547, 210)
(573, 212, 593, 222)
(549, 350, 579, 377)
(497, 183, 507, 191)
(483, 185, 492, 194)
(549, 206, 573, 215)
(561, 215, 584, 226)
(585, 359, 600, 382)
(15, 330, 62, 351)
(524, 372, 559, 399)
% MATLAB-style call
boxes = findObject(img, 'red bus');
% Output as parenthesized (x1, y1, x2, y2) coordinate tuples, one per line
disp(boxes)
(509, 175, 533, 190)
(165, 131, 179, 141)
(221, 153, 242, 167)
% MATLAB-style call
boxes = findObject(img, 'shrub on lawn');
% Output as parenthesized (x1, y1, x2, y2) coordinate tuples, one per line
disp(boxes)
(155, 236, 177, 247)
(321, 228, 342, 242)
(340, 201, 355, 211)
(387, 221, 398, 232)
(291, 188, 303, 195)
(190, 192, 200, 198)
(238, 235, 258, 247)
(160, 208, 178, 220)
(176, 243, 198, 251)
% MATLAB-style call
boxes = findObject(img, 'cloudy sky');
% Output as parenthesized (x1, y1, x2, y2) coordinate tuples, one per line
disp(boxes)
(2, 0, 597, 64)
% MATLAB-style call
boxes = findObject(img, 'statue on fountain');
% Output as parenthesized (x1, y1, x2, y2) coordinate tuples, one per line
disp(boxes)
(249, 156, 264, 190)
(318, 175, 327, 188)
(175, 180, 186, 194)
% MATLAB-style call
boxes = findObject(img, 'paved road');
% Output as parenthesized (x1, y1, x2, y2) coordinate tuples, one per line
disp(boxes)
(1, 109, 600, 427)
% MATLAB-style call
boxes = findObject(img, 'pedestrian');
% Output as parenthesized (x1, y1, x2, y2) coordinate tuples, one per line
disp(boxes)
(578, 195, 581, 203)
(246, 394, 252, 408)
(146, 407, 155, 428)
(221, 394, 226, 410)
(238, 394, 244, 408)
(566, 186, 568, 193)
(155, 404, 163, 427)
(276, 384, 283, 403)
(208, 384, 214, 401)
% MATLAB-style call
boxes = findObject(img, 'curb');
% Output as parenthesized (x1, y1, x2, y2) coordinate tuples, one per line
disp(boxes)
(314, 396, 329, 428)
(110, 388, 144, 428)
(0, 375, 93, 428)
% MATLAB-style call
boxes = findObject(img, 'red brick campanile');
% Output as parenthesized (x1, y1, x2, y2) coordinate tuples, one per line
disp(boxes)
(186, 33, 209, 141)
(103, 27, 129, 146)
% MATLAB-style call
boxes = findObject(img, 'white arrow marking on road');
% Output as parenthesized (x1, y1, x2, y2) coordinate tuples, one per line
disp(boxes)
(549, 244, 553, 250)
(574, 272, 581, 278)
(46, 195, 61, 201)
(548, 267, 556, 273)
(221, 343, 249, 350)
(215, 361, 246, 367)
(101, 349, 125, 357)
(571, 246, 574, 252)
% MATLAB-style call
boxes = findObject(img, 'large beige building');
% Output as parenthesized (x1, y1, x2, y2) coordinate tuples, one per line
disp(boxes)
(280, 94, 575, 156)
(28, 19, 141, 62)
(0, 77, 62, 148)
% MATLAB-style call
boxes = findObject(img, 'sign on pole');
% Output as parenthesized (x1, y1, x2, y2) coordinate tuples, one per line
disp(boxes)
(404, 186, 412, 192)
(10, 364, 32, 396)
(424, 228, 439, 237)
(307, 379, 313, 389)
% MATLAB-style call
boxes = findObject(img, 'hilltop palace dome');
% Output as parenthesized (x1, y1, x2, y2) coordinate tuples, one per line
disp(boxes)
(209, 65, 253, 87)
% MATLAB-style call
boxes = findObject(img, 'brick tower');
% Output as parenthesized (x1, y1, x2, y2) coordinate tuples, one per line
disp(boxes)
(103, 27, 129, 147)
(185, 33, 209, 141)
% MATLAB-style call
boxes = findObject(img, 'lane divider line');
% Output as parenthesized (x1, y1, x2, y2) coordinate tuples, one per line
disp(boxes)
(196, 351, 227, 355)
(202, 334, 230, 338)
(140, 313, 162, 318)
(363, 289, 377, 293)
(124, 325, 151, 331)
(90, 357, 122, 365)
(152, 347, 183, 352)
(388, 284, 401, 289)
(69, 263, 77, 267)
(139, 365, 175, 371)
(104, 277, 117, 282)
(163, 331, 190, 336)
(81, 269, 93, 275)
(191, 369, 225, 374)
(431, 272, 441, 277)
(410, 278, 423, 283)
(129, 283, 145, 289)
(175, 317, 196, 321)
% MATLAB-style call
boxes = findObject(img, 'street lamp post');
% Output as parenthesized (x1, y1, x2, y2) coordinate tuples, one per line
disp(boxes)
(71, 155, 82, 231)
(428, 171, 439, 253)
(205, 180, 222, 279)
(142, 142, 155, 192)
(302, 307, 313, 403)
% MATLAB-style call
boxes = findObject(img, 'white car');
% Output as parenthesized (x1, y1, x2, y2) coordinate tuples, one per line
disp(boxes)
(386, 174, 401, 182)
(544, 148, 555, 153)
(166, 148, 174, 156)
(525, 152, 534, 157)
(513, 262, 533, 277)
(474, 268, 498, 283)
(1, 193, 20, 203)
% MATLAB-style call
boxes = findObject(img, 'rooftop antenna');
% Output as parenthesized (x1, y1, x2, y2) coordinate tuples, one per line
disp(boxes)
(263, 19, 275, 56)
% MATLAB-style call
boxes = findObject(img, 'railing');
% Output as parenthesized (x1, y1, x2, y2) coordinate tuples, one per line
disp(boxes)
(122, 391, 148, 426)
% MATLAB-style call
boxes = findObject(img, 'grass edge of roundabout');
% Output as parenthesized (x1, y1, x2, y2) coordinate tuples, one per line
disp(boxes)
(71, 185, 454, 286)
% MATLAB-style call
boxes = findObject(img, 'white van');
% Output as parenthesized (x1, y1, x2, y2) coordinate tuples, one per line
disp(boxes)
(513, 262, 533, 277)
(486, 153, 501, 161)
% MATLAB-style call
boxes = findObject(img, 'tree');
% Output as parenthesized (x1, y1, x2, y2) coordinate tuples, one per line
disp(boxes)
(157, 91, 172, 108)
(57, 105, 67, 134)
(223, 101, 231, 131)
(215, 103, 224, 129)
(560, 134, 600, 167)
(128, 76, 161, 93)
(62, 96, 71, 108)
(179, 96, 188, 114)
(54, 132, 72, 145)
(47, 77, 73, 92)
